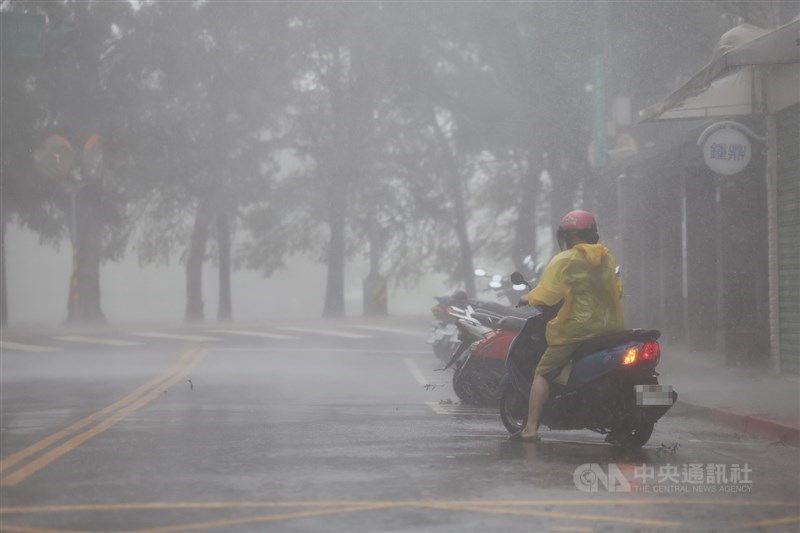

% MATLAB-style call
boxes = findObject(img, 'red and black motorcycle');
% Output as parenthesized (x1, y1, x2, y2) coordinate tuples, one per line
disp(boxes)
(442, 311, 528, 407)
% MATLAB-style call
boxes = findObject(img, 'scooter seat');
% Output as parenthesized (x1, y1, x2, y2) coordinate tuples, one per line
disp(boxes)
(571, 329, 661, 362)
(497, 316, 526, 332)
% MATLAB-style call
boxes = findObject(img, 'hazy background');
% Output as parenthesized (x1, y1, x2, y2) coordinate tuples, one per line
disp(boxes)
(2, 1, 795, 339)
(6, 224, 461, 324)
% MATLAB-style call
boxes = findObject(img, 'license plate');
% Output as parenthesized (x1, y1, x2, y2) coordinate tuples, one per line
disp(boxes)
(635, 384, 674, 406)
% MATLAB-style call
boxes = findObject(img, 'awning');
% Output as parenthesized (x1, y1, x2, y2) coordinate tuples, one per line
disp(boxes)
(639, 18, 800, 122)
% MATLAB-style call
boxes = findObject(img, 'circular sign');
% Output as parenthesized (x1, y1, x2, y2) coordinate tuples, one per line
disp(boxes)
(34, 135, 76, 181)
(702, 127, 751, 175)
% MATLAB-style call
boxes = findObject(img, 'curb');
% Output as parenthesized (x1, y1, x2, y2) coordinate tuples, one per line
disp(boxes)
(676, 399, 800, 447)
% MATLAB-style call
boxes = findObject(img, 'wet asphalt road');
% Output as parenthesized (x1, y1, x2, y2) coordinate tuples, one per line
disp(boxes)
(1, 318, 798, 532)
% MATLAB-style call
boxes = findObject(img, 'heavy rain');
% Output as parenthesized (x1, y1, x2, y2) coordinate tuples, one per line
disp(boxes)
(1, 1, 798, 531)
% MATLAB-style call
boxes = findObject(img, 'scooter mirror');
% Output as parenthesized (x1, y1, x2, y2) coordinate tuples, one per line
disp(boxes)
(509, 271, 531, 289)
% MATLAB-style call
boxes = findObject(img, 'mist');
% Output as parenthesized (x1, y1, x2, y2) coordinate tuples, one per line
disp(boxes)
(5, 224, 450, 324)
(1, 1, 797, 375)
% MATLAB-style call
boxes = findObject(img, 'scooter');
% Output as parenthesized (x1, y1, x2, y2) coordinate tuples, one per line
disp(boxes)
(428, 291, 534, 363)
(499, 272, 677, 448)
(447, 315, 524, 406)
(428, 292, 469, 362)
(439, 301, 532, 407)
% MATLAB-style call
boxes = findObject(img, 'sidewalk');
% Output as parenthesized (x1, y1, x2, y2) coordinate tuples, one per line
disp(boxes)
(659, 344, 800, 446)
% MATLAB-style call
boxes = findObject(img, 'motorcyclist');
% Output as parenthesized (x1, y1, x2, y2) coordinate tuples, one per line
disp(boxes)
(511, 210, 624, 442)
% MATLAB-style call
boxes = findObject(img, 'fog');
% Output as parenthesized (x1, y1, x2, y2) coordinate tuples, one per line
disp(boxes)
(1, 0, 796, 374)
(5, 224, 452, 324)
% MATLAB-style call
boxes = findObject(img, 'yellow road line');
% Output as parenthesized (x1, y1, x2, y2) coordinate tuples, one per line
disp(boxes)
(0, 500, 796, 532)
(127, 503, 395, 533)
(1, 498, 798, 514)
(739, 515, 800, 528)
(0, 349, 197, 475)
(0, 350, 206, 487)
(420, 502, 681, 528)
(0, 501, 362, 514)
(0, 527, 84, 533)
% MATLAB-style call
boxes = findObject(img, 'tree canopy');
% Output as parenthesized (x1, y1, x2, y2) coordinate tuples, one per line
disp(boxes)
(1, 0, 769, 322)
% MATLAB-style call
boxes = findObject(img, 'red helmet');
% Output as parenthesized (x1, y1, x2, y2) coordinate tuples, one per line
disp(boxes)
(557, 210, 599, 250)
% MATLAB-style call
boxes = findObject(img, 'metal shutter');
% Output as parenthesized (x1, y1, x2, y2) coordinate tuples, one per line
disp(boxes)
(776, 104, 800, 375)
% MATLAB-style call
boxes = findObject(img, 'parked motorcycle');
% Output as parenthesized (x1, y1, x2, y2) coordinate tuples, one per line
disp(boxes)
(427, 291, 475, 362)
(444, 314, 525, 406)
(428, 290, 533, 363)
(499, 272, 677, 448)
(474, 255, 542, 306)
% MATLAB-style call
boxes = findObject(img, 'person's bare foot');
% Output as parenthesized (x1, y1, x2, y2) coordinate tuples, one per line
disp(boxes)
(509, 428, 541, 442)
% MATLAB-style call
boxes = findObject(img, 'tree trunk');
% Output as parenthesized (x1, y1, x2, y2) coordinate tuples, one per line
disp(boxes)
(430, 108, 475, 297)
(66, 184, 106, 324)
(323, 189, 347, 317)
(217, 210, 232, 322)
(185, 199, 213, 323)
(0, 213, 7, 326)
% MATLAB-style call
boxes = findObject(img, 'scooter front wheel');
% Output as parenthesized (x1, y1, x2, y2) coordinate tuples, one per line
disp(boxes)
(452, 368, 475, 405)
(500, 383, 527, 434)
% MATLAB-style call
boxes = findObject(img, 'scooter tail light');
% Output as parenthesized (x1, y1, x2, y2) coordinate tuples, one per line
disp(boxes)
(640, 341, 660, 361)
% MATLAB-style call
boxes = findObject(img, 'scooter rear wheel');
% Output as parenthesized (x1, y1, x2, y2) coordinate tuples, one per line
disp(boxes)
(500, 383, 527, 434)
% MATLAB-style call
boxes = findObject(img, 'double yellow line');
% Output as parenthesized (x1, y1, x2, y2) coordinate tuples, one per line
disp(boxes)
(0, 348, 206, 487)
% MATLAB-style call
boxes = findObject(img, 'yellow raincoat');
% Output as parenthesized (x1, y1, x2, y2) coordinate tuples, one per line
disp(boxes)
(526, 243, 624, 383)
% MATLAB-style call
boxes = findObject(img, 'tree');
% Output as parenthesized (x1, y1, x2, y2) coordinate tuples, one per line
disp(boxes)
(112, 1, 291, 322)
(241, 4, 393, 317)
(1, 1, 137, 323)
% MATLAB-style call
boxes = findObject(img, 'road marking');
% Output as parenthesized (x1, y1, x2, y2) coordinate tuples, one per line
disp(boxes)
(0, 349, 206, 486)
(54, 336, 143, 347)
(1, 499, 796, 532)
(0, 341, 61, 353)
(0, 349, 197, 476)
(426, 503, 681, 528)
(404, 358, 429, 385)
(130, 332, 222, 342)
(209, 329, 298, 340)
(125, 503, 394, 533)
(0, 524, 62, 532)
(426, 401, 451, 415)
(209, 348, 429, 354)
(739, 515, 800, 528)
(277, 327, 372, 339)
(2, 499, 798, 514)
(425, 402, 495, 416)
(348, 325, 427, 338)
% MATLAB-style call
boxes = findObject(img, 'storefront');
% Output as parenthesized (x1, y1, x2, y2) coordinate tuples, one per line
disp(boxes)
(636, 19, 799, 374)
